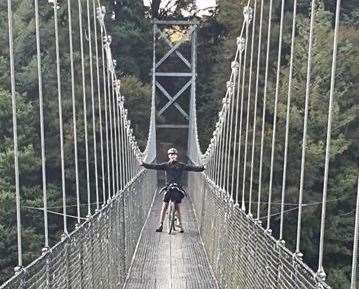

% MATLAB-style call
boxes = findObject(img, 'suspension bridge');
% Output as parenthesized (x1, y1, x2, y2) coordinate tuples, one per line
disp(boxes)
(0, 0, 358, 288)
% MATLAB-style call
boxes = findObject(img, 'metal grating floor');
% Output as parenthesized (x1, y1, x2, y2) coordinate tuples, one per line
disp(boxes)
(123, 194, 219, 289)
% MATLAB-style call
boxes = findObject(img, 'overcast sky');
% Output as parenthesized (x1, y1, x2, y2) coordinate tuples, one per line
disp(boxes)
(193, 0, 217, 9)
(143, 0, 217, 12)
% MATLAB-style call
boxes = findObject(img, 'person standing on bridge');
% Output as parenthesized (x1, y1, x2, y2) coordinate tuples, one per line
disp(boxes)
(140, 148, 205, 233)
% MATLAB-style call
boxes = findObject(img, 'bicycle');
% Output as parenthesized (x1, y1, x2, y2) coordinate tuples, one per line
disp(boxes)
(161, 183, 184, 234)
(168, 199, 177, 234)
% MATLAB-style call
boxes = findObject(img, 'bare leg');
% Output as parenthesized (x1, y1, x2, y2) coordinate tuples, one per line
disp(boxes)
(159, 202, 169, 225)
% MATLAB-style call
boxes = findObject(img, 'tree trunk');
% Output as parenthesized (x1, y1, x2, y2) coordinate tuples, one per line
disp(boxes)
(151, 0, 161, 19)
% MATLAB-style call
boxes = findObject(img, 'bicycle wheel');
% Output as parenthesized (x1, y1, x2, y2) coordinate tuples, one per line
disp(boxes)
(168, 203, 176, 234)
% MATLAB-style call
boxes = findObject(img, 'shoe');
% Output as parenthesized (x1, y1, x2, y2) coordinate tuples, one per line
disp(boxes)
(155, 225, 163, 232)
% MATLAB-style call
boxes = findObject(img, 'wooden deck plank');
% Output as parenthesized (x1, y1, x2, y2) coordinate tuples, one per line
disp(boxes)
(123, 194, 218, 289)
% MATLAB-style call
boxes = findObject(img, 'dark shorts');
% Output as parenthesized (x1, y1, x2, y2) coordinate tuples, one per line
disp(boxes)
(163, 188, 185, 203)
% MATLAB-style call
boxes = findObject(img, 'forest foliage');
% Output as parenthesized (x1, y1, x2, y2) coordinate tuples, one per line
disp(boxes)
(0, 0, 358, 287)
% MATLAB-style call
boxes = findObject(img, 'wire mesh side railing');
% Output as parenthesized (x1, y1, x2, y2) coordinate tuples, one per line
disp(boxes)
(0, 170, 156, 289)
(188, 173, 331, 289)
(2, 0, 157, 286)
(187, 0, 358, 287)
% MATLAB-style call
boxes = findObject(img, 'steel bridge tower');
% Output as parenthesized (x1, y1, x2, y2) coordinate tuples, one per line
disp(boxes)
(151, 19, 197, 158)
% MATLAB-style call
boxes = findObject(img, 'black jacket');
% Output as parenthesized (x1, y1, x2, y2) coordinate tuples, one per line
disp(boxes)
(141, 161, 205, 186)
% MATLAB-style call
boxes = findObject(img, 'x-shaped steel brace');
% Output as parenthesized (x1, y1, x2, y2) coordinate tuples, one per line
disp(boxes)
(156, 81, 190, 120)
(154, 25, 196, 70)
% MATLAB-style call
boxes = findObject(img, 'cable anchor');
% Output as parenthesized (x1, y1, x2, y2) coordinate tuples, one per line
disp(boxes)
(243, 6, 253, 25)
(48, 0, 59, 9)
(236, 36, 246, 52)
(96, 6, 106, 26)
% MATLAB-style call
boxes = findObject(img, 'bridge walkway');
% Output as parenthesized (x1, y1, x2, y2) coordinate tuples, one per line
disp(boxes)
(123, 193, 218, 289)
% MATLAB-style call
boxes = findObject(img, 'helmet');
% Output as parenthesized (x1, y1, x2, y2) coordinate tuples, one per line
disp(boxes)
(167, 148, 178, 155)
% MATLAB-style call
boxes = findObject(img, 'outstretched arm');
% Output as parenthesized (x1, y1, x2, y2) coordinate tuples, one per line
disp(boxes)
(141, 162, 167, 171)
(183, 163, 205, 172)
